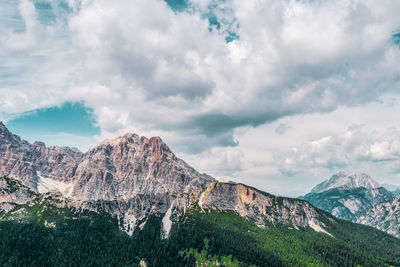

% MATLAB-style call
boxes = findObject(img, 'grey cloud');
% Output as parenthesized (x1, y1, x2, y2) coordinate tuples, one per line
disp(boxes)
(275, 123, 291, 135)
(171, 131, 238, 154)
(143, 72, 215, 100)
(185, 112, 281, 136)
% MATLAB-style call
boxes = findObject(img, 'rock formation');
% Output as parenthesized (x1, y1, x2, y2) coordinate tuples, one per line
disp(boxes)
(0, 122, 335, 236)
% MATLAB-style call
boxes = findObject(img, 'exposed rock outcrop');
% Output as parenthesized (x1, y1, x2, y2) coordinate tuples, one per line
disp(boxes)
(72, 133, 213, 201)
(199, 182, 331, 230)
(356, 195, 400, 238)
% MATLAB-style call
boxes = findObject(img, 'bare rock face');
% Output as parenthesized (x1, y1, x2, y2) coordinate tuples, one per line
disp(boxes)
(0, 122, 31, 150)
(0, 123, 83, 190)
(72, 133, 213, 202)
(198, 182, 330, 230)
(68, 133, 215, 235)
(356, 195, 400, 238)
(0, 122, 38, 189)
(33, 142, 83, 182)
(0, 176, 38, 213)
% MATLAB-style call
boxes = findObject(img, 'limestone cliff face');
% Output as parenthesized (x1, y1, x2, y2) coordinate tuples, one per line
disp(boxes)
(198, 182, 329, 229)
(33, 141, 83, 182)
(0, 122, 38, 189)
(0, 122, 83, 189)
(72, 133, 213, 201)
(69, 134, 215, 235)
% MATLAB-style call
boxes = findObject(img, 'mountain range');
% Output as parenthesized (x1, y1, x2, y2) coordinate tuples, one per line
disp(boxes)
(1, 122, 400, 266)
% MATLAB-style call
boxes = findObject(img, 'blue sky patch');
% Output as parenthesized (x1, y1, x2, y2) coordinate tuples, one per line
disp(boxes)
(34, 1, 57, 25)
(164, 0, 189, 12)
(164, 0, 239, 42)
(6, 102, 100, 145)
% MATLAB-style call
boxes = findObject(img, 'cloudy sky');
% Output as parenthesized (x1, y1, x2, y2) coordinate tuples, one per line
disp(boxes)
(1, 0, 400, 196)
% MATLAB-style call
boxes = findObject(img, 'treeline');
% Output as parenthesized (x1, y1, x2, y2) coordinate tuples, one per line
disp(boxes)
(1, 204, 400, 266)
(0, 214, 194, 267)
(168, 209, 400, 266)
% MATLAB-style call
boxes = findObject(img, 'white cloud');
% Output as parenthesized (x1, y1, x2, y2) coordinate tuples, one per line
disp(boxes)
(275, 124, 400, 177)
(64, 0, 400, 145)
(0, 0, 82, 114)
(2, 0, 400, 195)
(2, 0, 400, 142)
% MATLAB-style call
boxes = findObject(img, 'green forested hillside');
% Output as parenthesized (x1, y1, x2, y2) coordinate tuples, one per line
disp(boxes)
(1, 198, 400, 267)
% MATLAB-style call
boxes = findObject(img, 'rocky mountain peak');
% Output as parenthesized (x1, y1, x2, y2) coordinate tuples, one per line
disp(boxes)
(72, 132, 212, 202)
(311, 172, 380, 194)
(98, 132, 141, 147)
(89, 133, 172, 162)
(0, 122, 30, 149)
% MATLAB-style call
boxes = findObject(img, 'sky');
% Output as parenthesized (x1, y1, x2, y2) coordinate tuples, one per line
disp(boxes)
(1, 0, 400, 196)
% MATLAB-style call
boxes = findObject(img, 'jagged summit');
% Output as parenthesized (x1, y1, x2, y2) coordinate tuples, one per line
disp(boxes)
(311, 172, 381, 194)
(73, 130, 214, 202)
(95, 133, 168, 162)
(0, 121, 30, 149)
(98, 132, 142, 146)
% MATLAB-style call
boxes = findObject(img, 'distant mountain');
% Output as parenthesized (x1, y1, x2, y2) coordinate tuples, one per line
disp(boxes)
(356, 195, 400, 238)
(1, 123, 400, 265)
(301, 172, 394, 220)
(311, 172, 381, 194)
